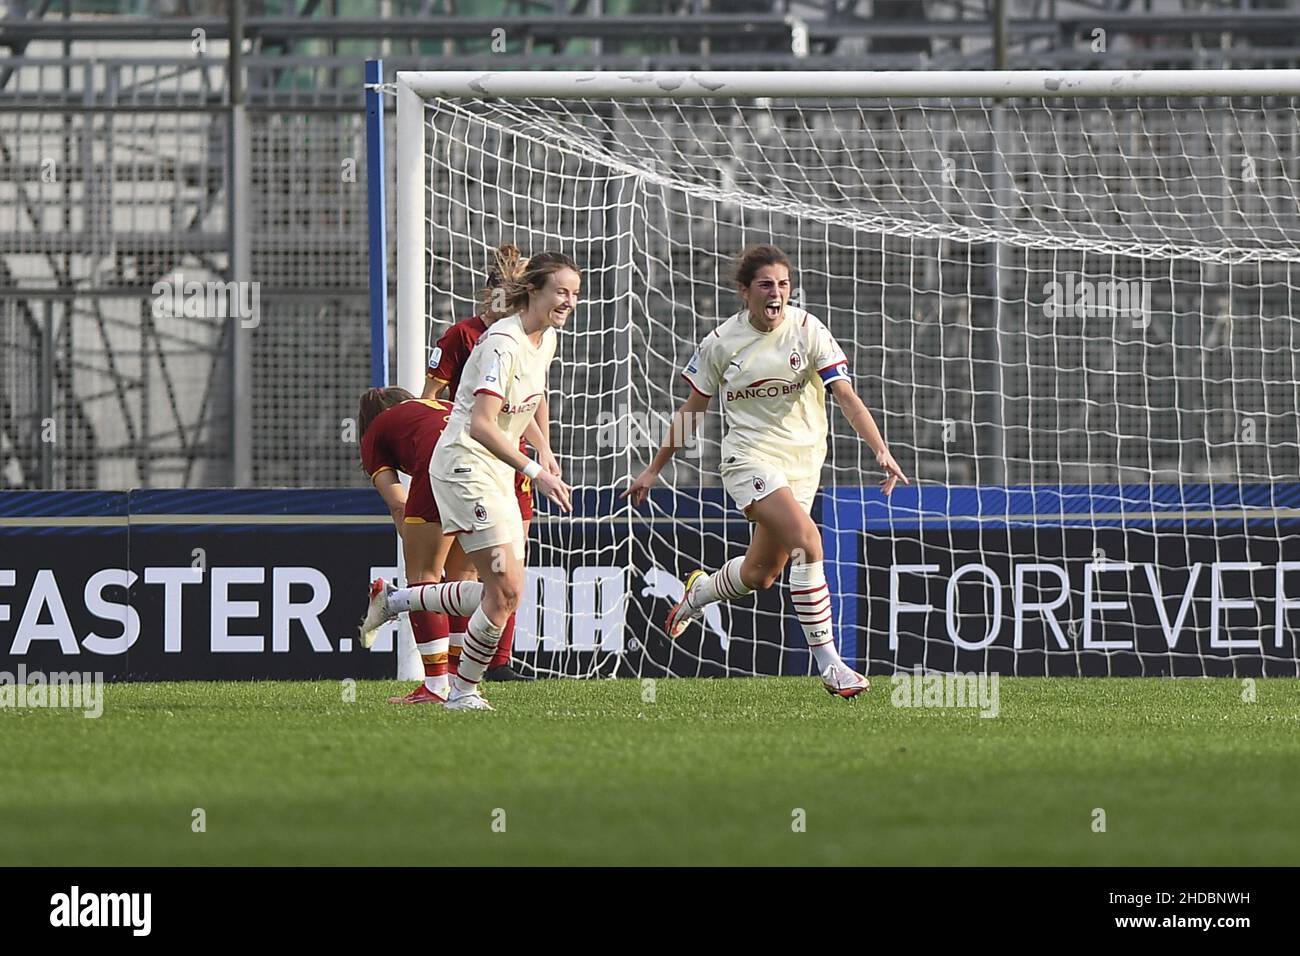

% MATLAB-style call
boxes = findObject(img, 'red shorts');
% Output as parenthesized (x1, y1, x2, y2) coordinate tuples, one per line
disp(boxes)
(405, 471, 441, 524)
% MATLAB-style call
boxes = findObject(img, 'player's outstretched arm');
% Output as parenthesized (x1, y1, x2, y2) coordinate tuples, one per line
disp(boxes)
(469, 392, 573, 511)
(622, 389, 712, 506)
(828, 379, 909, 496)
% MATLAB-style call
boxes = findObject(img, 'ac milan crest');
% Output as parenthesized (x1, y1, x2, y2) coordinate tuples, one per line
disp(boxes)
(789, 350, 803, 371)
(752, 476, 766, 493)
(473, 503, 488, 522)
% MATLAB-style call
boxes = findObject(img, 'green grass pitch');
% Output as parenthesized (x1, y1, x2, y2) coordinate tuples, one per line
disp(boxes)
(3, 676, 1298, 866)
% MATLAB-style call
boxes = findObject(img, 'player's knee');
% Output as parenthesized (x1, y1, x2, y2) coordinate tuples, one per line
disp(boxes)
(790, 532, 822, 564)
(494, 580, 522, 613)
(742, 564, 782, 591)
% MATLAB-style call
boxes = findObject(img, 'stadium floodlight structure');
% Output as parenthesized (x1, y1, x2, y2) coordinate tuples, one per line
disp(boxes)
(380, 69, 1300, 681)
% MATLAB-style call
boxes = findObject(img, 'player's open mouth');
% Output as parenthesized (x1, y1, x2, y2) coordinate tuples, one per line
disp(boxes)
(765, 303, 782, 318)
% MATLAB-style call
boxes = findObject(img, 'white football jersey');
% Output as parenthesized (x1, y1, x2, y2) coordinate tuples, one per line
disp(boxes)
(682, 306, 849, 475)
(434, 313, 556, 481)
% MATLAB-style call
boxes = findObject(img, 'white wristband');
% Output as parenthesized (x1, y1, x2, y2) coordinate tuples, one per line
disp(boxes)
(521, 460, 542, 480)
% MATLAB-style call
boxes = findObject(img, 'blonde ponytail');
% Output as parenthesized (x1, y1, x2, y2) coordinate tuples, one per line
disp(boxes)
(478, 244, 528, 324)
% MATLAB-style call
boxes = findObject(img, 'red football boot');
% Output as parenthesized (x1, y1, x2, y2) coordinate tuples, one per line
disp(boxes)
(388, 684, 447, 705)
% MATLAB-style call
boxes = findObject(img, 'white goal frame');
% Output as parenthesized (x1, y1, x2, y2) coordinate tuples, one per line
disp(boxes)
(390, 69, 1300, 679)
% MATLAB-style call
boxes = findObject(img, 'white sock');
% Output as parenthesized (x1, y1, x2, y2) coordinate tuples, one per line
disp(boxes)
(789, 560, 843, 670)
(453, 606, 503, 691)
(416, 638, 450, 696)
(390, 580, 484, 616)
(690, 557, 754, 607)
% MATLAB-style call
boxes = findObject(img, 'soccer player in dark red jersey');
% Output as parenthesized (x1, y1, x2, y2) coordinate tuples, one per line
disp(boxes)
(420, 246, 560, 681)
(358, 387, 457, 703)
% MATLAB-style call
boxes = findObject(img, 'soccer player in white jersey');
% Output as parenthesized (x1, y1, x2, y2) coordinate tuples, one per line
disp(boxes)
(360, 252, 578, 710)
(624, 244, 908, 698)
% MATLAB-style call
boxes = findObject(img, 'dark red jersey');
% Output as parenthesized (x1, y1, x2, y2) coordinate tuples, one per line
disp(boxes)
(427, 315, 488, 404)
(359, 398, 452, 482)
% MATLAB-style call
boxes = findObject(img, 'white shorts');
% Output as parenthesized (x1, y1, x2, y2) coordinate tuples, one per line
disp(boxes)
(720, 456, 819, 517)
(429, 455, 525, 558)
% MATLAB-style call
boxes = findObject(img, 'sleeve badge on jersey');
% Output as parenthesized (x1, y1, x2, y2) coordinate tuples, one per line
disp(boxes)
(685, 350, 700, 374)
(429, 345, 442, 369)
(483, 349, 503, 384)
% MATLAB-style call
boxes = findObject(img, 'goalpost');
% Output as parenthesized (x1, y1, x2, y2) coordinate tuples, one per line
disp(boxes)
(384, 69, 1300, 680)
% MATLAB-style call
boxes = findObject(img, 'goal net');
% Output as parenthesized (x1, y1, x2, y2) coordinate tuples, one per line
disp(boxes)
(391, 70, 1300, 679)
